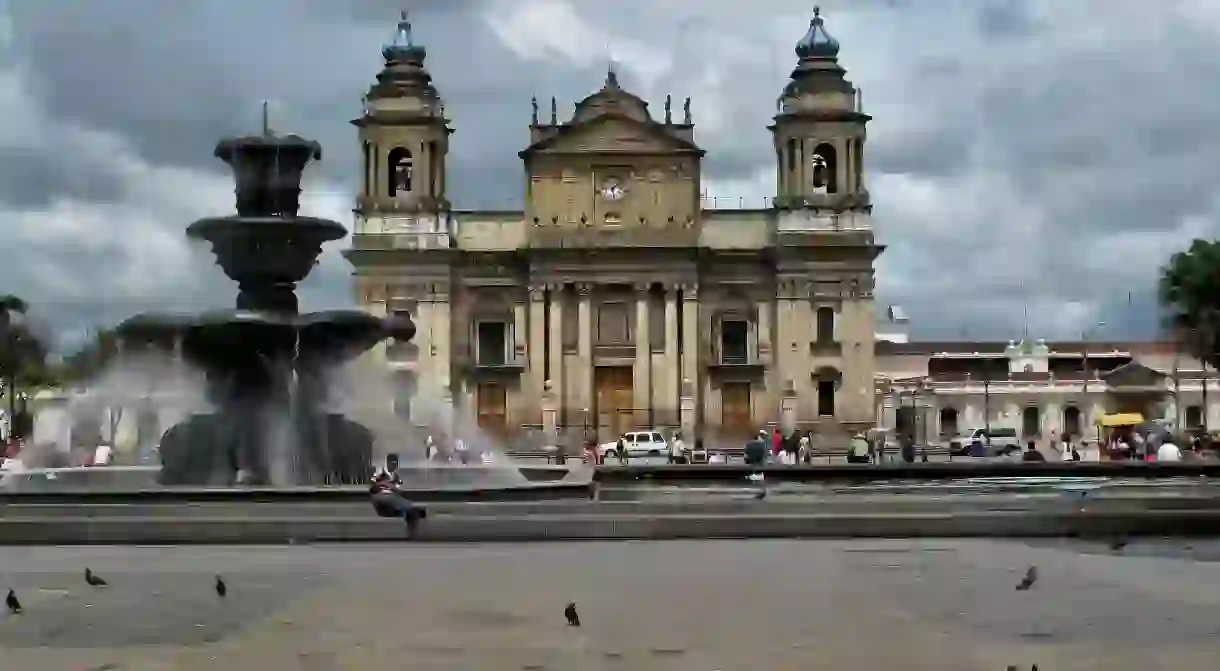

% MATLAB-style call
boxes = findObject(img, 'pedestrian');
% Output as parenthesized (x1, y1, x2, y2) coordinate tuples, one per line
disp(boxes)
(669, 431, 686, 464)
(616, 436, 628, 465)
(1021, 441, 1046, 462)
(797, 434, 811, 464)
(900, 434, 916, 464)
(847, 433, 870, 464)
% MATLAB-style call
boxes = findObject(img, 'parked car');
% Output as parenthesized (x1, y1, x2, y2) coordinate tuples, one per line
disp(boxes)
(598, 431, 669, 461)
(949, 428, 1022, 457)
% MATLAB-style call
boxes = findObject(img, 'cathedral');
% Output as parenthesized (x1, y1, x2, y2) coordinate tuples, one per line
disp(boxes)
(345, 10, 883, 447)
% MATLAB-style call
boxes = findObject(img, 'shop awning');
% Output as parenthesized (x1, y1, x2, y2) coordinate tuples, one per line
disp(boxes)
(1097, 413, 1145, 427)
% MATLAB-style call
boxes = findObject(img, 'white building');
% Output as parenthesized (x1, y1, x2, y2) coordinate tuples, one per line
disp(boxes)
(876, 338, 1218, 443)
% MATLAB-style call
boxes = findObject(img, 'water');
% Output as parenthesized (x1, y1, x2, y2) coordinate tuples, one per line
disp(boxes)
(326, 358, 526, 485)
(22, 351, 211, 469)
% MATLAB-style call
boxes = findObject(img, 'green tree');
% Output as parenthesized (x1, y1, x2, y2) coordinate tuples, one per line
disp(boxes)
(0, 295, 51, 438)
(1160, 239, 1220, 369)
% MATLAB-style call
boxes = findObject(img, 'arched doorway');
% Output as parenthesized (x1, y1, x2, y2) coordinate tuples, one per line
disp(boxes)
(895, 406, 915, 441)
(939, 407, 959, 439)
(1063, 406, 1082, 438)
(1021, 406, 1041, 438)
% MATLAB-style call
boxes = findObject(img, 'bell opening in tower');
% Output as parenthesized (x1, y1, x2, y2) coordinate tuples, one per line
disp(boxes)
(811, 142, 837, 194)
(388, 147, 413, 197)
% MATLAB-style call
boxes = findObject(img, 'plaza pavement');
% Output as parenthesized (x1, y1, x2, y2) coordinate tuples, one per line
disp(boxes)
(1, 540, 1219, 670)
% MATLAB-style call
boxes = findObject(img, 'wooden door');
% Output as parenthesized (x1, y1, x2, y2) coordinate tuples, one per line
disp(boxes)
(721, 382, 752, 437)
(595, 367, 634, 438)
(476, 383, 508, 436)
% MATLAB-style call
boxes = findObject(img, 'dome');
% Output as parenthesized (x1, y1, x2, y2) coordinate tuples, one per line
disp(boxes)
(795, 7, 840, 60)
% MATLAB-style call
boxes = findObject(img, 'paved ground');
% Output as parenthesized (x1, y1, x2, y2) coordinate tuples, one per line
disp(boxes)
(1, 540, 1219, 670)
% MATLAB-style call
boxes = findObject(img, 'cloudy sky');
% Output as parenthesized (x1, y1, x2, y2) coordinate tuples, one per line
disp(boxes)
(1, 0, 1218, 350)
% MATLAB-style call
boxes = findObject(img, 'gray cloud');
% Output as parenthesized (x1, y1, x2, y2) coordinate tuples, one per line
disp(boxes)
(2, 0, 1220, 349)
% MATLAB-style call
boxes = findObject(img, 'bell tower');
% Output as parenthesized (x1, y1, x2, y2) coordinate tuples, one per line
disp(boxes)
(769, 7, 870, 212)
(353, 12, 453, 236)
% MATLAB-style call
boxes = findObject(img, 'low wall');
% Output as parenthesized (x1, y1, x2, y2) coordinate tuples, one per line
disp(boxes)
(0, 480, 593, 504)
(592, 461, 1220, 483)
(2, 509, 1220, 544)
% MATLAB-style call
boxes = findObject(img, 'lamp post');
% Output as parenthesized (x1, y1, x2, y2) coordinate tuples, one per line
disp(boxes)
(1081, 321, 1105, 442)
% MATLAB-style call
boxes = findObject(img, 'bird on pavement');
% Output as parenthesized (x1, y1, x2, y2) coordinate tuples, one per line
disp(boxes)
(754, 489, 767, 500)
(564, 602, 581, 627)
(1110, 536, 1129, 552)
(84, 568, 109, 587)
(1015, 566, 1038, 591)
(215, 575, 227, 598)
(5, 589, 21, 614)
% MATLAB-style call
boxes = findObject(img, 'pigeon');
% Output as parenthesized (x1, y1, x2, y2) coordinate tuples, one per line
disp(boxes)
(1015, 566, 1038, 591)
(754, 489, 767, 500)
(215, 575, 227, 598)
(1110, 536, 1129, 552)
(564, 602, 581, 627)
(85, 568, 109, 587)
(5, 589, 20, 614)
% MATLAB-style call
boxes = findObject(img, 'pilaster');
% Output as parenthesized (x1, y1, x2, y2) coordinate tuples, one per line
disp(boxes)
(576, 282, 594, 414)
(546, 283, 565, 419)
(633, 283, 651, 428)
(680, 283, 700, 435)
(527, 284, 547, 423)
(663, 286, 680, 419)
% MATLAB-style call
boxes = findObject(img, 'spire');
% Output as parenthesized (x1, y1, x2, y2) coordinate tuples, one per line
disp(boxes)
(382, 10, 426, 64)
(795, 6, 840, 60)
(366, 10, 440, 106)
(605, 60, 621, 89)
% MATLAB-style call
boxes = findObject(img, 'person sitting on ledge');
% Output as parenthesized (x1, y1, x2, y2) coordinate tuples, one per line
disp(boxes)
(1021, 441, 1047, 463)
(369, 468, 426, 536)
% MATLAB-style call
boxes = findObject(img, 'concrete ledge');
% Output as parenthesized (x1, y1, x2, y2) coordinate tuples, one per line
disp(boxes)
(0, 481, 593, 504)
(8, 494, 1220, 520)
(593, 461, 1220, 483)
(3, 509, 1220, 544)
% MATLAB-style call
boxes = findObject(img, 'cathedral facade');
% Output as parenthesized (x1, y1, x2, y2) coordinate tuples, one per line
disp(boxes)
(345, 10, 883, 447)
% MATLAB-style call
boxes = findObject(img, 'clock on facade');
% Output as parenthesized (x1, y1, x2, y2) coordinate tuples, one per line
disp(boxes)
(600, 179, 625, 201)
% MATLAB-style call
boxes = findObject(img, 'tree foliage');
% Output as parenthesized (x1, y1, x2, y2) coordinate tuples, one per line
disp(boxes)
(1159, 239, 1220, 369)
(0, 294, 50, 388)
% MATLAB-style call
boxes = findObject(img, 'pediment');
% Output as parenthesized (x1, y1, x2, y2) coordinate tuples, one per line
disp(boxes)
(523, 114, 701, 156)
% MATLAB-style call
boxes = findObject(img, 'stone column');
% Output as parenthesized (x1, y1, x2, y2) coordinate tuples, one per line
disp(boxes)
(430, 283, 452, 400)
(541, 380, 558, 447)
(780, 378, 797, 434)
(576, 283, 594, 418)
(512, 300, 527, 365)
(663, 286, 680, 424)
(680, 283, 700, 436)
(680, 378, 696, 439)
(756, 296, 773, 417)
(527, 284, 547, 424)
(633, 283, 651, 428)
(546, 283, 565, 423)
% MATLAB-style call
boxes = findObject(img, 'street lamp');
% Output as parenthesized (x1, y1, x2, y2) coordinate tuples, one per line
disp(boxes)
(1082, 321, 1106, 443)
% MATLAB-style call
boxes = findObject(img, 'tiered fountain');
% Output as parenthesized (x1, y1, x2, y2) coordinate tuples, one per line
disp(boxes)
(115, 129, 415, 486)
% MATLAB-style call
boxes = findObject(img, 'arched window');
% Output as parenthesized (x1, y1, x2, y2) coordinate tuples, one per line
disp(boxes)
(387, 147, 413, 197)
(1063, 407, 1083, 439)
(811, 142, 838, 194)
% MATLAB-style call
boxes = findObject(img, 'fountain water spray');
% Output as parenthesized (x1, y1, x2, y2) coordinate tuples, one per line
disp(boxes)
(112, 128, 414, 486)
